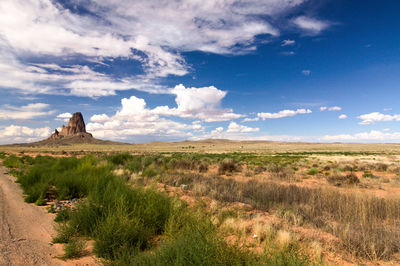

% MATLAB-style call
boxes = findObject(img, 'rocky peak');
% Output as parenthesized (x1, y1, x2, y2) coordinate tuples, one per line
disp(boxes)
(50, 112, 92, 139)
(65, 112, 87, 135)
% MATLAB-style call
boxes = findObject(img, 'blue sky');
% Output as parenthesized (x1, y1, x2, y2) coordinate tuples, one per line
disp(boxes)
(1, 0, 400, 144)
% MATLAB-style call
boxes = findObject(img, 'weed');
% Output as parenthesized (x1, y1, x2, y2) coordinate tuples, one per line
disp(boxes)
(307, 168, 319, 175)
(218, 159, 241, 175)
(46, 204, 56, 213)
(327, 173, 360, 186)
(55, 208, 72, 223)
(63, 239, 86, 259)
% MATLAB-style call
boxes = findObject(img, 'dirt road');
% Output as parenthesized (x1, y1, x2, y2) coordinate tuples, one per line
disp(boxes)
(0, 166, 96, 265)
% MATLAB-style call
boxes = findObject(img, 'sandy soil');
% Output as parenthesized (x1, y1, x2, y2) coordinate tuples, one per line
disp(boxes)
(0, 166, 97, 266)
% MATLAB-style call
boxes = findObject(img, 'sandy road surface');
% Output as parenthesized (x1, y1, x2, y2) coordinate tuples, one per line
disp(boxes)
(0, 166, 96, 265)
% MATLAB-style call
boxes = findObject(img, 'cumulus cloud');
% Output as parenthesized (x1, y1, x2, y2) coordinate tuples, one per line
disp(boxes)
(322, 130, 400, 142)
(86, 84, 249, 140)
(0, 0, 317, 97)
(257, 109, 311, 120)
(358, 112, 400, 125)
(226, 122, 259, 133)
(281, 39, 295, 46)
(152, 84, 243, 122)
(0, 125, 51, 144)
(293, 16, 331, 35)
(338, 114, 347, 119)
(0, 103, 53, 120)
(56, 112, 72, 122)
(87, 87, 237, 140)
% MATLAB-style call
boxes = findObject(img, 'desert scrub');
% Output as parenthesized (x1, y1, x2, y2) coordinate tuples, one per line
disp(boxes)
(327, 173, 360, 186)
(307, 167, 319, 175)
(3, 154, 24, 168)
(162, 172, 400, 260)
(63, 239, 86, 259)
(269, 164, 295, 181)
(218, 158, 242, 175)
(362, 170, 375, 178)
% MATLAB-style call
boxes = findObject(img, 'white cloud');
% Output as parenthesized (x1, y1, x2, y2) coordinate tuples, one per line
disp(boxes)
(0, 0, 314, 97)
(281, 39, 295, 46)
(242, 117, 260, 122)
(0, 125, 51, 144)
(358, 112, 400, 125)
(151, 84, 243, 122)
(226, 122, 259, 133)
(90, 114, 111, 123)
(0, 103, 53, 120)
(322, 130, 400, 142)
(328, 106, 341, 111)
(87, 86, 241, 140)
(301, 70, 311, 76)
(320, 106, 342, 112)
(56, 112, 72, 122)
(293, 16, 330, 35)
(338, 114, 347, 119)
(257, 109, 311, 120)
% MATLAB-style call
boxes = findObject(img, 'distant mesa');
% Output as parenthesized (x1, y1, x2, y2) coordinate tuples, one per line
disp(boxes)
(49, 112, 93, 140)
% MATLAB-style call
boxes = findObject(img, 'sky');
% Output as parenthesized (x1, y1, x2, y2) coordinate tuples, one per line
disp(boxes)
(1, 0, 400, 144)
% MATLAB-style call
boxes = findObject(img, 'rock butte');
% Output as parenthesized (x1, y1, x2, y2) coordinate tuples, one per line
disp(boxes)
(49, 112, 93, 140)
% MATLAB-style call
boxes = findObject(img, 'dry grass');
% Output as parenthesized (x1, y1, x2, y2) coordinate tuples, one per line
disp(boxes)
(276, 230, 292, 248)
(160, 171, 400, 260)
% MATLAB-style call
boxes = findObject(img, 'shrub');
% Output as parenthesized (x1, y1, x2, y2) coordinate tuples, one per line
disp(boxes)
(362, 170, 375, 178)
(3, 154, 24, 168)
(376, 163, 388, 172)
(327, 173, 360, 186)
(108, 153, 133, 165)
(55, 208, 72, 223)
(124, 156, 142, 173)
(218, 159, 241, 175)
(63, 239, 86, 259)
(142, 167, 158, 178)
(307, 168, 319, 175)
(269, 164, 294, 181)
(198, 162, 209, 173)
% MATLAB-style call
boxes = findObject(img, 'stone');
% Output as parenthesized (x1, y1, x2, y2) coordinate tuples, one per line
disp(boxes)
(49, 112, 92, 139)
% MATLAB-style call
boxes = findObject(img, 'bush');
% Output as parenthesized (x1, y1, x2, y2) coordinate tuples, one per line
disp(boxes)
(108, 153, 133, 165)
(307, 168, 319, 175)
(142, 167, 158, 178)
(327, 173, 360, 186)
(63, 239, 86, 259)
(55, 208, 72, 223)
(124, 156, 143, 173)
(218, 159, 241, 175)
(3, 154, 24, 168)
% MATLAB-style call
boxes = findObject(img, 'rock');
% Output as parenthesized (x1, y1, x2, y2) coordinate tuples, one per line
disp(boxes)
(49, 112, 93, 140)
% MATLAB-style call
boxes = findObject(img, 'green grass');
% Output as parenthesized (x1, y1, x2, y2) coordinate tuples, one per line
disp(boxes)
(307, 168, 319, 175)
(63, 239, 86, 259)
(3, 154, 24, 168)
(9, 154, 313, 264)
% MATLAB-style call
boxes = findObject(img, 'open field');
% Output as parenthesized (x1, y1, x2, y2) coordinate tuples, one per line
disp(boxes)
(3, 140, 400, 154)
(1, 141, 400, 265)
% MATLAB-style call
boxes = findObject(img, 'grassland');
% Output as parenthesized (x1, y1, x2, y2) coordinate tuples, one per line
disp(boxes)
(2, 141, 400, 265)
